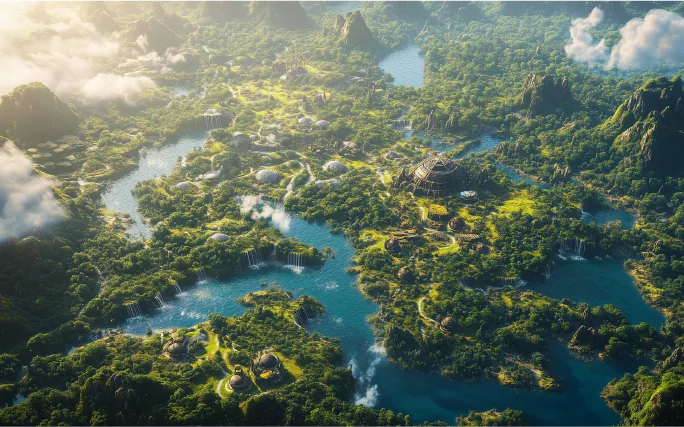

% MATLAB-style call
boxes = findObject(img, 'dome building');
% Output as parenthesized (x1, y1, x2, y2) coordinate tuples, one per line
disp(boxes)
(439, 316, 456, 334)
(322, 160, 348, 173)
(228, 365, 250, 391)
(396, 155, 470, 196)
(209, 233, 229, 242)
(252, 351, 283, 384)
(255, 169, 279, 183)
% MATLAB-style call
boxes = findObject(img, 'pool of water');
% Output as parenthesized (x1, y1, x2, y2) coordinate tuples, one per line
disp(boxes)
(325, 1, 359, 14)
(495, 164, 552, 190)
(528, 258, 664, 328)
(100, 132, 209, 239)
(582, 210, 636, 229)
(167, 84, 196, 98)
(454, 134, 506, 159)
(102, 133, 660, 425)
(380, 44, 425, 88)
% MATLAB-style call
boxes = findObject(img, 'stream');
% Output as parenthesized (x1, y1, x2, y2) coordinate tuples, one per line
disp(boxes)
(95, 131, 664, 425)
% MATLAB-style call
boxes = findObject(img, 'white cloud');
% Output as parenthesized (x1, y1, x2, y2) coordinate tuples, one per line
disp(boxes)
(0, 141, 65, 243)
(564, 8, 608, 67)
(0, 4, 155, 104)
(607, 9, 684, 70)
(566, 8, 684, 71)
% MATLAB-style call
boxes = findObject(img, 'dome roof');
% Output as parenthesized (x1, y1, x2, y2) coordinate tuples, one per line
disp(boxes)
(315, 120, 329, 129)
(255, 169, 279, 183)
(384, 238, 400, 252)
(209, 233, 229, 242)
(168, 342, 184, 355)
(174, 181, 193, 190)
(440, 316, 456, 333)
(323, 161, 348, 173)
(406, 156, 470, 196)
(298, 117, 313, 128)
(448, 216, 466, 231)
(229, 374, 249, 390)
(314, 178, 341, 188)
(258, 353, 279, 369)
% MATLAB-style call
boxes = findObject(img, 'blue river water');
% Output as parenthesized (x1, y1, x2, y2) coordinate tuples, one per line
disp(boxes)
(99, 129, 664, 425)
(100, 132, 209, 239)
(380, 44, 425, 88)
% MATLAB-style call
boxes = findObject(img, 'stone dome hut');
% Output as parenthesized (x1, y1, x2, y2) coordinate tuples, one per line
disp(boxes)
(322, 160, 348, 173)
(448, 216, 466, 232)
(396, 155, 470, 196)
(384, 238, 400, 253)
(315, 120, 330, 130)
(209, 233, 229, 242)
(258, 352, 279, 369)
(397, 266, 413, 283)
(439, 316, 456, 334)
(228, 365, 250, 391)
(255, 169, 279, 183)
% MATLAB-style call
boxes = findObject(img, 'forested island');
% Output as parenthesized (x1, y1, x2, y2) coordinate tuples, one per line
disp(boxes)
(1, 1, 684, 425)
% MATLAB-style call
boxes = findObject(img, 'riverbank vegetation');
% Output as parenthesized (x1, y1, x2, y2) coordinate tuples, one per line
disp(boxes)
(2, 1, 684, 425)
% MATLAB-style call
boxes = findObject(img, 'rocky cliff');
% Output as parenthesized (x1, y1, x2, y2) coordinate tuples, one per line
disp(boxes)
(337, 10, 376, 48)
(0, 83, 79, 147)
(611, 76, 684, 176)
(520, 73, 572, 117)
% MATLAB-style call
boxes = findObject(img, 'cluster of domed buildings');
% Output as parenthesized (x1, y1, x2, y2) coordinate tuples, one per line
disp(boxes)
(226, 350, 284, 392)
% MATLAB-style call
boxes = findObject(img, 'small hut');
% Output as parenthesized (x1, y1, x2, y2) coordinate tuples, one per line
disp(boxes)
(228, 365, 250, 391)
(165, 338, 186, 359)
(384, 238, 401, 253)
(252, 351, 283, 384)
(439, 316, 456, 334)
(397, 266, 413, 283)
(448, 216, 466, 232)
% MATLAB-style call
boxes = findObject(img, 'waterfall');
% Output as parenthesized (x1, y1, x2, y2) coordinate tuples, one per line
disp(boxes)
(245, 248, 263, 268)
(154, 292, 166, 308)
(287, 253, 303, 268)
(544, 264, 553, 279)
(126, 301, 142, 318)
(197, 268, 208, 282)
(560, 238, 586, 261)
(173, 282, 183, 295)
(499, 277, 522, 287)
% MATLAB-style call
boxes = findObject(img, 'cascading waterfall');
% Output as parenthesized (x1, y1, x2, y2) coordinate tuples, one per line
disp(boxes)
(154, 292, 166, 308)
(560, 238, 586, 261)
(499, 277, 522, 287)
(287, 253, 303, 269)
(173, 282, 183, 294)
(196, 268, 208, 282)
(544, 264, 553, 279)
(126, 301, 142, 318)
(245, 248, 263, 268)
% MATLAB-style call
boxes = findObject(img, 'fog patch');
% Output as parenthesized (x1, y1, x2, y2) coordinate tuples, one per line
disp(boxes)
(0, 4, 155, 104)
(0, 141, 65, 243)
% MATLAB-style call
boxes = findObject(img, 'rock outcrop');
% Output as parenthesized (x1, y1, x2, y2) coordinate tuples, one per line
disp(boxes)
(249, 1, 311, 29)
(337, 11, 376, 48)
(0, 82, 79, 146)
(611, 76, 684, 176)
(520, 73, 572, 117)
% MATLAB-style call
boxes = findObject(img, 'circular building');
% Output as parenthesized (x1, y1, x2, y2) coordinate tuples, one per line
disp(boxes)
(448, 216, 466, 232)
(167, 341, 185, 358)
(439, 316, 456, 334)
(209, 233, 229, 242)
(298, 117, 313, 129)
(228, 365, 250, 391)
(322, 161, 348, 173)
(315, 120, 330, 130)
(384, 238, 400, 253)
(258, 353, 279, 370)
(174, 181, 193, 190)
(397, 266, 413, 283)
(255, 170, 279, 183)
(397, 156, 470, 196)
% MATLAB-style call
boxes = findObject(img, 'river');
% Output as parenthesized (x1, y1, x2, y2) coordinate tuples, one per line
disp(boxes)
(95, 130, 668, 425)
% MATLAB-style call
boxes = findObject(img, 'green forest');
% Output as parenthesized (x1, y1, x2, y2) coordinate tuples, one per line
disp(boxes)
(1, 1, 684, 425)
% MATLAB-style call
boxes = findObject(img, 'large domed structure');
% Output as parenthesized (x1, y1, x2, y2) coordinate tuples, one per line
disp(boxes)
(396, 156, 470, 196)
(256, 169, 279, 183)
(258, 352, 279, 369)
(228, 365, 249, 391)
